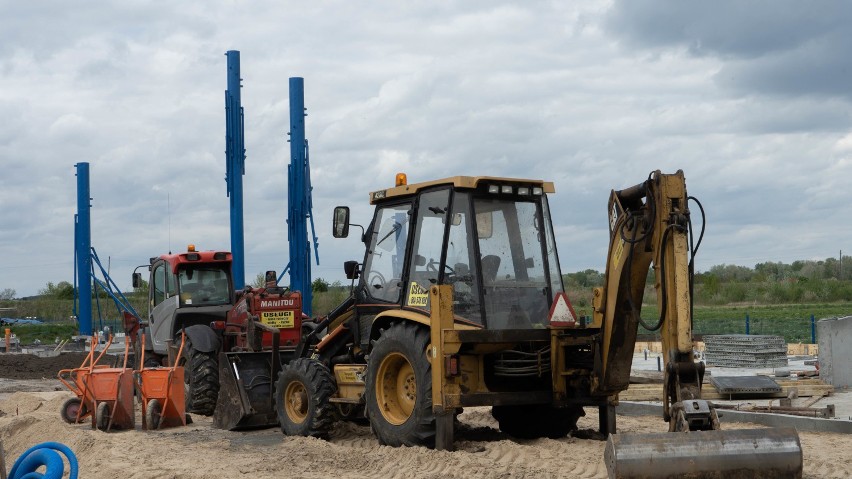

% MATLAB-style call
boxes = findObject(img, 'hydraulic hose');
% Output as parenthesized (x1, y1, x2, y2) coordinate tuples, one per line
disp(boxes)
(8, 442, 78, 479)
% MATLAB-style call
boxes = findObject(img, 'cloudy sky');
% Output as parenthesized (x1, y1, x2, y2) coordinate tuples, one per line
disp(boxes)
(1, 1, 850, 298)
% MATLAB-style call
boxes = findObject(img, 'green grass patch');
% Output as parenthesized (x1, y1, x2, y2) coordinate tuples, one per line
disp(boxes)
(638, 303, 852, 343)
(4, 322, 78, 345)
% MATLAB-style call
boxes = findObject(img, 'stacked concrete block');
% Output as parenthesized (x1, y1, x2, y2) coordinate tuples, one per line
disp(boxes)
(818, 315, 852, 388)
(704, 334, 788, 368)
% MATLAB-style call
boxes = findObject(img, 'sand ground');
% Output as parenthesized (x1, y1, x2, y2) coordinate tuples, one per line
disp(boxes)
(1, 384, 851, 479)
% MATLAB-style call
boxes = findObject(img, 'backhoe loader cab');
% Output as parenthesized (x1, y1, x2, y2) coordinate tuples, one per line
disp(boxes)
(296, 172, 802, 478)
(334, 176, 564, 330)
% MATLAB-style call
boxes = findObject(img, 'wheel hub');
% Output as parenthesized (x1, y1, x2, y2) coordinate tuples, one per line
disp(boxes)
(285, 381, 309, 423)
(376, 352, 416, 425)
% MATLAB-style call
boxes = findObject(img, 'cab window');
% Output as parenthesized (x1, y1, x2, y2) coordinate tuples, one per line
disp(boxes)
(405, 189, 451, 311)
(151, 263, 166, 307)
(362, 202, 412, 303)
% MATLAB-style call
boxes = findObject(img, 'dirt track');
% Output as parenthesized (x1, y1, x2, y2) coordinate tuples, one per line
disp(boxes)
(0, 352, 92, 379)
(1, 388, 851, 479)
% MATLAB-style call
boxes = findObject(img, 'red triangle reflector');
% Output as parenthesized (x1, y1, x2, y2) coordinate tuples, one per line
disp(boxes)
(548, 292, 577, 327)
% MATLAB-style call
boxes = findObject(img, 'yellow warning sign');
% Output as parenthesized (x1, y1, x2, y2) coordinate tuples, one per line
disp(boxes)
(260, 310, 295, 328)
(407, 282, 429, 307)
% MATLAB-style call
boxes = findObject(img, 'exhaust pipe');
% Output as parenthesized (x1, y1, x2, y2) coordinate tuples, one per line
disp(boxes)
(605, 427, 802, 479)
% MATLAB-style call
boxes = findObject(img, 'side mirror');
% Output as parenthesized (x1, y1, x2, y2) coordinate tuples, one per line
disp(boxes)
(415, 255, 427, 267)
(343, 260, 360, 280)
(333, 206, 350, 238)
(265, 270, 278, 287)
(132, 272, 142, 288)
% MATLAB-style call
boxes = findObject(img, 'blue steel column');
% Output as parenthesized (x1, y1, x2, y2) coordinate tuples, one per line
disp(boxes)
(288, 77, 311, 314)
(225, 50, 246, 289)
(75, 162, 92, 335)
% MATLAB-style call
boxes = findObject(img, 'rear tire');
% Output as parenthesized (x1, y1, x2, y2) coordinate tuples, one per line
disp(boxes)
(60, 397, 87, 424)
(184, 344, 219, 416)
(492, 404, 584, 439)
(275, 358, 337, 438)
(146, 399, 162, 430)
(365, 322, 434, 447)
(95, 402, 111, 431)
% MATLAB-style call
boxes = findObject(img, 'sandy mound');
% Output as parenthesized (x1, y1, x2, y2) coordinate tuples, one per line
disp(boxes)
(0, 392, 849, 478)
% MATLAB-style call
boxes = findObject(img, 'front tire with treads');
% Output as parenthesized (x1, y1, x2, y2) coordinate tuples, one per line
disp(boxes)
(365, 322, 435, 447)
(185, 345, 219, 416)
(275, 358, 337, 438)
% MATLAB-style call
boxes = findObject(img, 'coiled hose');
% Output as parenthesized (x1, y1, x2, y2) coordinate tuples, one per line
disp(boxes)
(7, 442, 78, 479)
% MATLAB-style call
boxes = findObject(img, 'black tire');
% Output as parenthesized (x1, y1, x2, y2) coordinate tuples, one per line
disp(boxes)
(492, 404, 584, 439)
(184, 344, 219, 416)
(274, 358, 337, 438)
(60, 397, 87, 424)
(365, 322, 434, 447)
(146, 399, 162, 430)
(95, 402, 111, 431)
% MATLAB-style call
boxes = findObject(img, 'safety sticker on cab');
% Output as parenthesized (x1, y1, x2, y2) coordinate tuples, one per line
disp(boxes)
(407, 282, 429, 307)
(260, 310, 295, 328)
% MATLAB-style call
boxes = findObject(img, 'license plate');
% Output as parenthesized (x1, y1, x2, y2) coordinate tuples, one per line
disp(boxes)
(260, 310, 294, 328)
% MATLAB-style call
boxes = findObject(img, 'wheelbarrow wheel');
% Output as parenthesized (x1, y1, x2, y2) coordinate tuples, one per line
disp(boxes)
(96, 402, 111, 431)
(60, 397, 88, 424)
(146, 399, 163, 430)
(274, 358, 336, 438)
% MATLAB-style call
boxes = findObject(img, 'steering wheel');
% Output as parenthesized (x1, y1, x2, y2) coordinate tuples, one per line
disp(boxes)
(368, 271, 387, 290)
(426, 259, 455, 275)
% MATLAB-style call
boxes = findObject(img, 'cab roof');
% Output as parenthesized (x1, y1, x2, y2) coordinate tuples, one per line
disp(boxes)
(369, 176, 555, 204)
(156, 250, 232, 274)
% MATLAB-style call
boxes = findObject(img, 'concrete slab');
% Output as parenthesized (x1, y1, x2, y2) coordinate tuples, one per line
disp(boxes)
(818, 315, 852, 387)
(628, 350, 852, 432)
(617, 400, 852, 434)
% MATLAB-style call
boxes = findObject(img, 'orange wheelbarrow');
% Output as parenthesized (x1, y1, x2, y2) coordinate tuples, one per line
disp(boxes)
(135, 332, 187, 430)
(57, 333, 114, 424)
(83, 335, 136, 431)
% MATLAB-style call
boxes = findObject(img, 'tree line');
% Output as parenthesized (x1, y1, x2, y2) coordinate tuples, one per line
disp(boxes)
(3, 255, 850, 321)
(563, 255, 852, 307)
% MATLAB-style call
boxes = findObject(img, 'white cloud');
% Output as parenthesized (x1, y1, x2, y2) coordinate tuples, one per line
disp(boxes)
(1, 1, 850, 298)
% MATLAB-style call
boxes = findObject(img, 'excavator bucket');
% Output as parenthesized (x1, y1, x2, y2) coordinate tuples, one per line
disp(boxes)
(604, 427, 803, 479)
(213, 351, 280, 430)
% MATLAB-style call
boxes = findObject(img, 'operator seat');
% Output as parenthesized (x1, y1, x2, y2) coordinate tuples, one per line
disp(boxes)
(481, 255, 501, 284)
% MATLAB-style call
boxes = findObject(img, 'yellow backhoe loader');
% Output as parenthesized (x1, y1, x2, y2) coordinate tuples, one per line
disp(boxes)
(273, 170, 801, 478)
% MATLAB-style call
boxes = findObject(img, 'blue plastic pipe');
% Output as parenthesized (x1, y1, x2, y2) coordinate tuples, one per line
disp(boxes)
(9, 442, 78, 479)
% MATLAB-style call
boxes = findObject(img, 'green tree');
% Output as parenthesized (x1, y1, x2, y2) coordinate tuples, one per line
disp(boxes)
(39, 281, 75, 300)
(251, 272, 266, 288)
(312, 277, 329, 293)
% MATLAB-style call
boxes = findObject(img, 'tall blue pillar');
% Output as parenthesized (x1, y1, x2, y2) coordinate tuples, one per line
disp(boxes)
(75, 162, 92, 335)
(225, 50, 246, 289)
(288, 77, 312, 315)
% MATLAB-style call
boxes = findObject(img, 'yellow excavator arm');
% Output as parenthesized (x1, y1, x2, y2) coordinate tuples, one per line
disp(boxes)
(593, 170, 708, 428)
(597, 171, 803, 478)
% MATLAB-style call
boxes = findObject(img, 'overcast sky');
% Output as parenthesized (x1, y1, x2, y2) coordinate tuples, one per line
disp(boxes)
(1, 1, 850, 298)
